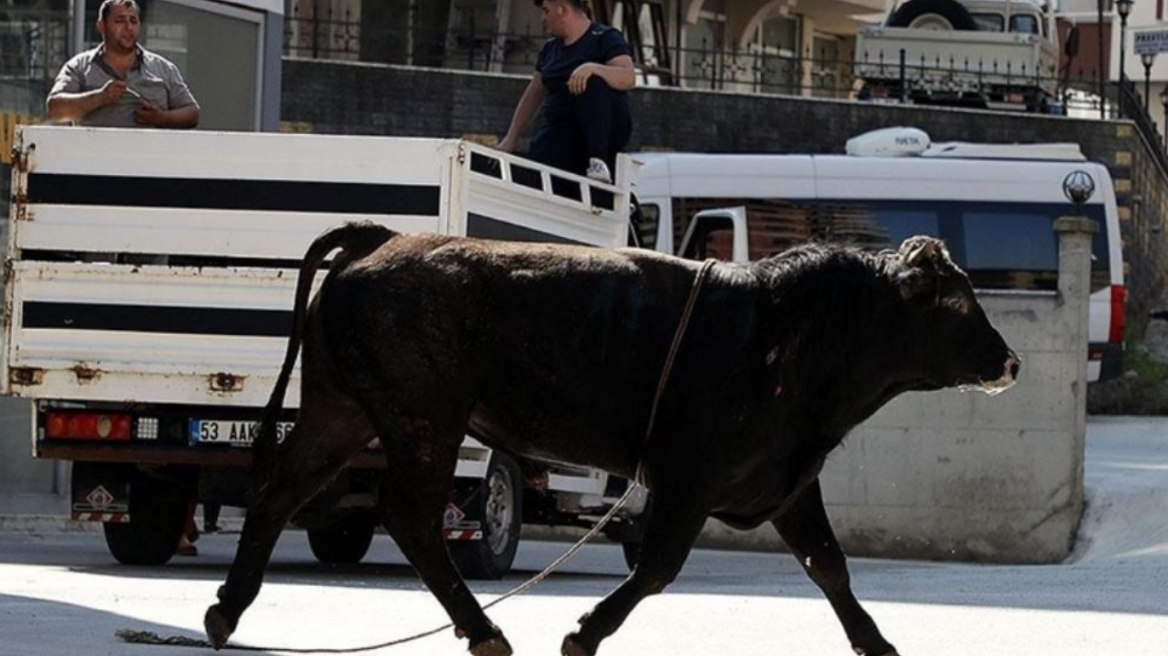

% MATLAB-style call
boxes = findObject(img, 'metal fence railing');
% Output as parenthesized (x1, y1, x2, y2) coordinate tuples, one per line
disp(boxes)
(282, 12, 1119, 113)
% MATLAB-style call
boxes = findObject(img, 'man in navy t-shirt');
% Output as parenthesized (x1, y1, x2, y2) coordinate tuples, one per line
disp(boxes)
(499, 0, 635, 183)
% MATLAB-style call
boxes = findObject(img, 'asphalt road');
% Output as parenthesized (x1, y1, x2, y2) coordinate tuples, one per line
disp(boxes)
(1, 417, 1166, 656)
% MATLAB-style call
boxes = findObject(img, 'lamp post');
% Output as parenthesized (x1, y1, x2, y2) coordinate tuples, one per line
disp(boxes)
(1117, 0, 1134, 117)
(1143, 52, 1157, 113)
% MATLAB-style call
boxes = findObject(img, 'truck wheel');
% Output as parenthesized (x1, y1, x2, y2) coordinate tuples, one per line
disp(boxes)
(449, 454, 523, 580)
(888, 0, 977, 30)
(307, 513, 377, 564)
(103, 477, 188, 566)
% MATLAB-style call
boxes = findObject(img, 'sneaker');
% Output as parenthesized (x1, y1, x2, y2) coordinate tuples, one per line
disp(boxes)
(586, 158, 612, 183)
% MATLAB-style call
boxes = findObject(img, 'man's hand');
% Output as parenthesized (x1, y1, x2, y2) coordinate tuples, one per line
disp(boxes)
(568, 63, 598, 95)
(99, 80, 128, 105)
(497, 135, 517, 153)
(134, 99, 164, 127)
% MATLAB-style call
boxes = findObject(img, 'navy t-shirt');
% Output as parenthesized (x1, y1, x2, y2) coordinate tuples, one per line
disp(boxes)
(536, 23, 631, 122)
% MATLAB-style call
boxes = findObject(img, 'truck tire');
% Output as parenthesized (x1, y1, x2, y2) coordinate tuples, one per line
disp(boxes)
(307, 513, 377, 564)
(449, 454, 523, 580)
(888, 0, 978, 30)
(103, 477, 188, 566)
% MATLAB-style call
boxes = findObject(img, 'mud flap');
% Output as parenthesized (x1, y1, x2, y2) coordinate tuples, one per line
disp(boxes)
(71, 462, 132, 522)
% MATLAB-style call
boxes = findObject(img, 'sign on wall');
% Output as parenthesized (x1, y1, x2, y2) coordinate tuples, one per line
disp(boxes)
(1134, 29, 1168, 55)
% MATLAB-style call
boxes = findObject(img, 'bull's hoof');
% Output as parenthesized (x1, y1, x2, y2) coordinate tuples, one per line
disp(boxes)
(204, 605, 235, 651)
(561, 633, 594, 656)
(468, 636, 512, 656)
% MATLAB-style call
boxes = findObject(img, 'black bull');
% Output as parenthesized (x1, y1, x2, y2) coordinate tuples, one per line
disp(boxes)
(206, 222, 1019, 656)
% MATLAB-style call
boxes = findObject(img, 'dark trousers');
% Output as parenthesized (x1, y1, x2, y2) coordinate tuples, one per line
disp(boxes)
(530, 77, 632, 177)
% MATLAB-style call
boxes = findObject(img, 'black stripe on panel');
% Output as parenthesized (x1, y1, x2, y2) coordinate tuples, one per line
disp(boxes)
(466, 213, 586, 245)
(23, 302, 292, 338)
(26, 174, 441, 216)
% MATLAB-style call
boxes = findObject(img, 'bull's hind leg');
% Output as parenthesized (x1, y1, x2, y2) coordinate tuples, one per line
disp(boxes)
(372, 417, 511, 656)
(772, 480, 898, 656)
(562, 482, 709, 656)
(205, 389, 375, 649)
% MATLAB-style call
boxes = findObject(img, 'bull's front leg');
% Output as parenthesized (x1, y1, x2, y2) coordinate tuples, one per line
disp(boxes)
(562, 481, 709, 656)
(772, 479, 898, 656)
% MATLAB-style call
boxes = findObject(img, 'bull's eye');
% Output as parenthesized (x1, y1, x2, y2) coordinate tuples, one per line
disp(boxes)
(942, 295, 970, 314)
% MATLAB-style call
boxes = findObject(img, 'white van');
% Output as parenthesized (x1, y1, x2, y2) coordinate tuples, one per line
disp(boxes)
(631, 138, 1125, 382)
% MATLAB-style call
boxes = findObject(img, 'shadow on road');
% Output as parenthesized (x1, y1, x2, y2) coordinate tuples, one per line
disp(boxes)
(0, 592, 290, 656)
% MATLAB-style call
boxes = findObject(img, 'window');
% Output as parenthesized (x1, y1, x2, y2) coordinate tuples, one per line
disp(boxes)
(672, 197, 815, 260)
(1010, 15, 1040, 35)
(820, 203, 941, 251)
(971, 13, 1005, 32)
(671, 197, 1112, 293)
(960, 210, 1058, 291)
(633, 202, 660, 250)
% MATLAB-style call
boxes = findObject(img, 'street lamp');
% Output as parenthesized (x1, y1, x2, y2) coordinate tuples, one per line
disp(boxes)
(1116, 0, 1135, 116)
(1143, 52, 1157, 113)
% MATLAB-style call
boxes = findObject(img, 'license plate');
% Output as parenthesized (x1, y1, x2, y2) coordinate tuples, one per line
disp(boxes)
(189, 419, 294, 447)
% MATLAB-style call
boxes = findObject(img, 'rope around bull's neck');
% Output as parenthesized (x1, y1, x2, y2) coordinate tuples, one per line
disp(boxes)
(117, 258, 719, 654)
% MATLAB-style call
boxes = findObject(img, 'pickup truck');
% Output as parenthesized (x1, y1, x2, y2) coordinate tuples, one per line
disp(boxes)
(3, 125, 648, 577)
(854, 0, 1060, 112)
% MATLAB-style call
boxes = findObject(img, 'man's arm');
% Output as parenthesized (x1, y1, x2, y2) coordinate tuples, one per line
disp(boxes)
(498, 73, 545, 153)
(568, 55, 636, 95)
(46, 79, 126, 123)
(135, 100, 199, 129)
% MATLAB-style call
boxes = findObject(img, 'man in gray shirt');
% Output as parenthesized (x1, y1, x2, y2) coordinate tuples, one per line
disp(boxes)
(47, 0, 199, 129)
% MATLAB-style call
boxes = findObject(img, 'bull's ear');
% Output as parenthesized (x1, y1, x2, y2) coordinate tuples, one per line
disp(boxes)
(900, 236, 946, 269)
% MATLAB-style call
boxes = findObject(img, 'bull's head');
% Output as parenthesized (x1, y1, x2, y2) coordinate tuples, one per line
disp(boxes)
(892, 236, 1019, 395)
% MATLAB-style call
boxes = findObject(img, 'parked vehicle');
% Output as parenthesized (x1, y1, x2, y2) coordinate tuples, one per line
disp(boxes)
(854, 0, 1060, 112)
(630, 129, 1125, 382)
(3, 126, 648, 575)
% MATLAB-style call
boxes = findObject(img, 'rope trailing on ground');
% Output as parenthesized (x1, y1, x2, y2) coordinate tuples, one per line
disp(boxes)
(117, 259, 717, 654)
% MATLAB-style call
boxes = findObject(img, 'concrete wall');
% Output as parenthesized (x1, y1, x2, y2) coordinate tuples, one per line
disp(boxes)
(696, 221, 1095, 564)
(282, 59, 1168, 338)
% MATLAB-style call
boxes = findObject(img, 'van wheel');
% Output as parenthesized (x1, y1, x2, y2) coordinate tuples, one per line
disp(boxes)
(103, 477, 188, 566)
(307, 514, 376, 564)
(449, 454, 523, 580)
(888, 0, 977, 30)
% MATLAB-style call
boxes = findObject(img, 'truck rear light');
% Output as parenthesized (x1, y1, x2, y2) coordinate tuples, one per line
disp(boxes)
(1109, 285, 1126, 344)
(45, 412, 132, 441)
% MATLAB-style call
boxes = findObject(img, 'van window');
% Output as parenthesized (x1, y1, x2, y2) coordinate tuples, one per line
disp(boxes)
(818, 200, 1110, 293)
(960, 210, 1057, 290)
(673, 197, 815, 259)
(681, 214, 737, 261)
(819, 203, 940, 251)
(633, 202, 660, 250)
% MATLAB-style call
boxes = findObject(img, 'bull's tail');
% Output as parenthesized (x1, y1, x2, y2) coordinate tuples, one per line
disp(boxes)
(252, 221, 395, 482)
